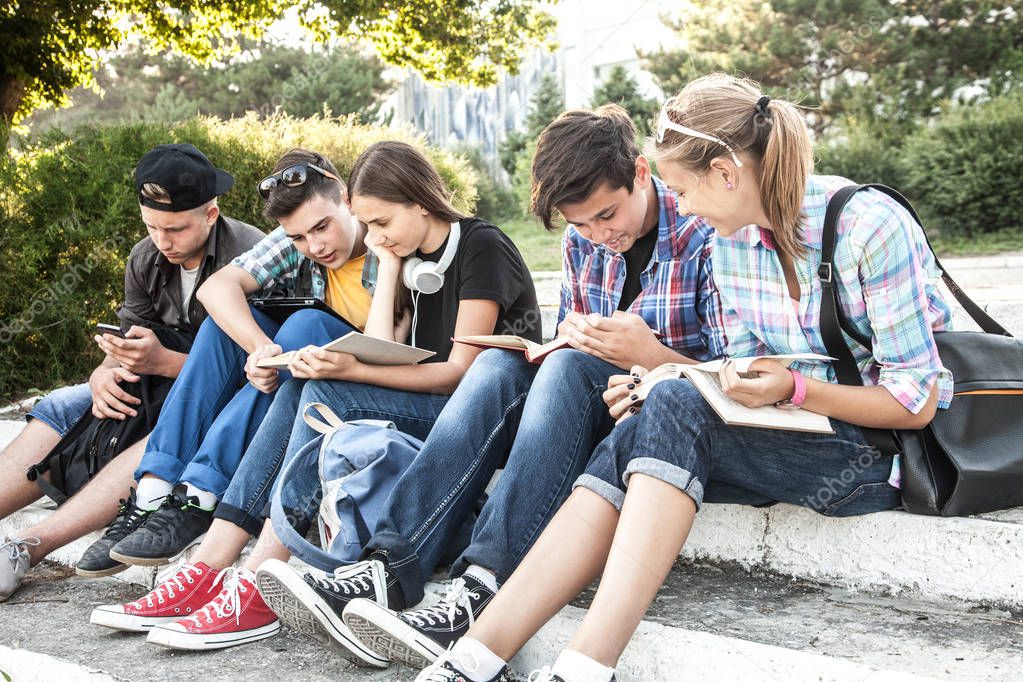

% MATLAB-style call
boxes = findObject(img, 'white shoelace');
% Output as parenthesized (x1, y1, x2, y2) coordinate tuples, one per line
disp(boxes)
(2, 537, 39, 567)
(189, 567, 254, 625)
(418, 643, 482, 681)
(134, 563, 203, 608)
(320, 560, 379, 595)
(528, 666, 557, 682)
(404, 578, 481, 630)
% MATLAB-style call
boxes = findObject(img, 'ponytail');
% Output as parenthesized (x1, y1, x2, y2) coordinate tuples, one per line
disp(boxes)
(648, 74, 814, 259)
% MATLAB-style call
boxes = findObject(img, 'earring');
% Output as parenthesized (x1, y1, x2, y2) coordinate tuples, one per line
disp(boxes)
(726, 182, 734, 190)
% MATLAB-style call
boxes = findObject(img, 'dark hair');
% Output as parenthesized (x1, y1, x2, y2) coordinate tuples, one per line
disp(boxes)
(347, 141, 467, 222)
(262, 148, 345, 223)
(530, 104, 639, 231)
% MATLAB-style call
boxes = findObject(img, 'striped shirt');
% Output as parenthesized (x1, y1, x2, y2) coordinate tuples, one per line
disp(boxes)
(231, 226, 377, 299)
(559, 176, 725, 361)
(713, 174, 953, 416)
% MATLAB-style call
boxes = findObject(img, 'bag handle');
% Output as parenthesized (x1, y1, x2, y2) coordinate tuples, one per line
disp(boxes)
(302, 402, 345, 435)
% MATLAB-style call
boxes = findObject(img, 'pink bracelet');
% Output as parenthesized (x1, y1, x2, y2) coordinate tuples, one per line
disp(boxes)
(789, 368, 807, 407)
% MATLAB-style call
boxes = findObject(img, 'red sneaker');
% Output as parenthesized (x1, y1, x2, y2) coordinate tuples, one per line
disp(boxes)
(146, 567, 281, 650)
(90, 562, 220, 632)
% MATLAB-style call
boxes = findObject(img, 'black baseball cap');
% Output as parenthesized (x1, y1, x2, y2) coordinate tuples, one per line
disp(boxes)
(134, 143, 234, 212)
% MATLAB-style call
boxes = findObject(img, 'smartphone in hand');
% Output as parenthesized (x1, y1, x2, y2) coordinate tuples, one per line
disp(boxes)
(96, 323, 126, 339)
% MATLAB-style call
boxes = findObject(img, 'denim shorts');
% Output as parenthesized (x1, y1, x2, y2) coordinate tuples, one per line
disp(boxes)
(27, 382, 93, 437)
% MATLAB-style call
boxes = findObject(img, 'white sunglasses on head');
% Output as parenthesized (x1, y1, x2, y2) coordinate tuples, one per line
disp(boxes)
(655, 98, 744, 167)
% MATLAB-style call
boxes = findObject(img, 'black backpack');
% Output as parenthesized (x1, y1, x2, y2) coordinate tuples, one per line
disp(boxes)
(26, 326, 194, 504)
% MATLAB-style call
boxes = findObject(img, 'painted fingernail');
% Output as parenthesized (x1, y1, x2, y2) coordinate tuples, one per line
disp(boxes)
(630, 394, 638, 401)
(627, 383, 635, 390)
(634, 377, 642, 384)
(629, 407, 637, 414)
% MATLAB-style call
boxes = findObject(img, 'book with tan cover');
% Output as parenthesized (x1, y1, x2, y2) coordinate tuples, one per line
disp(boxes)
(452, 335, 572, 364)
(256, 332, 435, 369)
(621, 354, 835, 433)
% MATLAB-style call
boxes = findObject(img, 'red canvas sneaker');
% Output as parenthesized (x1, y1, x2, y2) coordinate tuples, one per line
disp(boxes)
(147, 567, 281, 650)
(90, 562, 220, 632)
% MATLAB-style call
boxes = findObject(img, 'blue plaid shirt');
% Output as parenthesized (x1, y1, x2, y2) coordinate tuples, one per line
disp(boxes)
(559, 176, 725, 361)
(231, 226, 378, 298)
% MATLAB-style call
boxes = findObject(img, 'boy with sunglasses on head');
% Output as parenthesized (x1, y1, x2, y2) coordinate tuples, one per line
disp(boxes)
(73, 148, 377, 578)
(1, 143, 264, 602)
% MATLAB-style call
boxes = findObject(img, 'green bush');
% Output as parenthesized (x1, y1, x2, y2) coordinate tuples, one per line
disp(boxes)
(0, 114, 478, 401)
(902, 92, 1023, 237)
(814, 121, 907, 189)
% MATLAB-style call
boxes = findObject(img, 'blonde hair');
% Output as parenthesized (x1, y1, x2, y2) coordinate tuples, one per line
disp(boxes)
(140, 182, 172, 204)
(648, 74, 813, 258)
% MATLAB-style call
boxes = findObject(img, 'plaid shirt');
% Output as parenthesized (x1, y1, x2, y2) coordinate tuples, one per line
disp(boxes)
(231, 226, 378, 298)
(559, 176, 725, 361)
(714, 174, 953, 415)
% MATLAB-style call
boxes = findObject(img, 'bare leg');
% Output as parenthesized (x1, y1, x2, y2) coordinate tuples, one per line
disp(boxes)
(240, 519, 291, 572)
(566, 474, 696, 667)
(0, 420, 62, 519)
(467, 488, 619, 660)
(20, 436, 148, 564)
(188, 519, 252, 570)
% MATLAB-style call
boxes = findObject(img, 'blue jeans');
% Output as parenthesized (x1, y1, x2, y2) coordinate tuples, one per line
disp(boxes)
(27, 383, 93, 436)
(576, 378, 901, 516)
(366, 348, 620, 607)
(135, 307, 353, 498)
(216, 377, 451, 537)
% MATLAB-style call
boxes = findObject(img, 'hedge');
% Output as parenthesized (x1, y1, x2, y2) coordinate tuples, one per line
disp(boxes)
(0, 114, 479, 401)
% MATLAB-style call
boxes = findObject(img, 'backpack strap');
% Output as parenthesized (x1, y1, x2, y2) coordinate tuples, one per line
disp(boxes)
(303, 402, 345, 435)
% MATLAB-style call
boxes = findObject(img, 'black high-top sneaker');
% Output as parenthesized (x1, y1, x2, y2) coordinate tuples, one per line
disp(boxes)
(108, 493, 213, 566)
(255, 557, 400, 668)
(77, 489, 152, 577)
(344, 573, 496, 668)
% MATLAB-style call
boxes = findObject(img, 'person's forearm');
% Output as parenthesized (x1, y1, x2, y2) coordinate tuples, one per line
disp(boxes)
(634, 344, 699, 369)
(156, 350, 188, 378)
(200, 279, 272, 352)
(363, 262, 401, 341)
(802, 380, 936, 430)
(346, 360, 466, 395)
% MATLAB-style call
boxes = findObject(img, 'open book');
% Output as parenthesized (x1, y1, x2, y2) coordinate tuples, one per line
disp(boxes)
(622, 354, 835, 433)
(256, 332, 435, 369)
(452, 335, 571, 365)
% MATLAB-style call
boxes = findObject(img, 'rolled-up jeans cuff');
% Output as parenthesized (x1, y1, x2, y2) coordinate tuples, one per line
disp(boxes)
(213, 502, 265, 538)
(573, 474, 626, 511)
(623, 457, 705, 509)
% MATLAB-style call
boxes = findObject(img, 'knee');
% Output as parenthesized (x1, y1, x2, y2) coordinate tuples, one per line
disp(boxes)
(194, 314, 230, 346)
(533, 349, 598, 389)
(273, 309, 332, 349)
(643, 379, 711, 422)
(465, 348, 530, 387)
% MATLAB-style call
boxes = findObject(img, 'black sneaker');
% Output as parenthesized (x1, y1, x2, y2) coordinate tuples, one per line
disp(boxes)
(414, 657, 514, 682)
(76, 489, 151, 577)
(108, 493, 213, 566)
(255, 557, 396, 668)
(345, 573, 496, 668)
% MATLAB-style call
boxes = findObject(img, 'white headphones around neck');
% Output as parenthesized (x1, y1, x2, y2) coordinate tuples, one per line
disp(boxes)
(402, 221, 461, 294)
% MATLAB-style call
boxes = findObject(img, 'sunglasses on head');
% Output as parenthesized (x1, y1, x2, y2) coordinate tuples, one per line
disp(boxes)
(258, 163, 342, 199)
(655, 98, 744, 168)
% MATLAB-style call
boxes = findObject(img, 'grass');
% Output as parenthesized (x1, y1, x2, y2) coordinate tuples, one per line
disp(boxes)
(928, 227, 1023, 258)
(496, 215, 564, 272)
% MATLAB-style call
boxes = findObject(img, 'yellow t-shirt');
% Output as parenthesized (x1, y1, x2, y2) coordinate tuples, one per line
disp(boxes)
(324, 255, 372, 331)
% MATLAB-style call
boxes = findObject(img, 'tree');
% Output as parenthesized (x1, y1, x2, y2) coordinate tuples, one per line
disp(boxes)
(0, 0, 555, 142)
(590, 64, 660, 137)
(499, 72, 565, 175)
(642, 0, 1023, 135)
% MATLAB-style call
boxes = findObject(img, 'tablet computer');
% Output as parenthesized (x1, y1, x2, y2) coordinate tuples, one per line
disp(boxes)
(251, 297, 357, 329)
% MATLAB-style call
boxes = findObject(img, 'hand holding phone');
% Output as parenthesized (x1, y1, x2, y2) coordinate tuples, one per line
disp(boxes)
(96, 323, 126, 339)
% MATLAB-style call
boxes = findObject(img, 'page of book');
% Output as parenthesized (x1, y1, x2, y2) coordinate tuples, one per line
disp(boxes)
(257, 332, 435, 369)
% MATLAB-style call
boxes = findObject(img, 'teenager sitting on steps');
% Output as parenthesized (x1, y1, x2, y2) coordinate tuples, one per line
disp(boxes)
(417, 74, 953, 682)
(90, 140, 540, 659)
(254, 104, 726, 670)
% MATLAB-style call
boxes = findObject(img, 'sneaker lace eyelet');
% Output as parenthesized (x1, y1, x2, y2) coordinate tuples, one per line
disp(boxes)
(175, 608, 180, 613)
(186, 607, 192, 612)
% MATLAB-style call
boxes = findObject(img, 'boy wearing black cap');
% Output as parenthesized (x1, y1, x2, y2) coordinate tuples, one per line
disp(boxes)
(0, 144, 262, 603)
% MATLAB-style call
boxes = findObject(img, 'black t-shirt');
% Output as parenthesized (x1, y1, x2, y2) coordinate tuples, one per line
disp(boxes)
(618, 222, 659, 311)
(406, 217, 541, 362)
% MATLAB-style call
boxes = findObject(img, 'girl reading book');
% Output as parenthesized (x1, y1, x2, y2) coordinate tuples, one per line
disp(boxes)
(92, 141, 540, 657)
(415, 73, 953, 682)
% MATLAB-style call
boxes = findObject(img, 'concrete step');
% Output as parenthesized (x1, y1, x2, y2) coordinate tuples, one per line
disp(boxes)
(1, 563, 966, 682)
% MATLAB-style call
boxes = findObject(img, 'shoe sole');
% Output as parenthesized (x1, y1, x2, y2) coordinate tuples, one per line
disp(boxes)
(90, 606, 180, 632)
(76, 562, 129, 578)
(146, 620, 282, 650)
(108, 533, 206, 567)
(254, 560, 388, 669)
(343, 599, 444, 669)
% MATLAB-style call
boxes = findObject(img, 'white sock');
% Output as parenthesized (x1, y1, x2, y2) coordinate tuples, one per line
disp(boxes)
(551, 650, 616, 682)
(449, 636, 506, 682)
(184, 483, 218, 511)
(463, 564, 499, 593)
(135, 478, 173, 511)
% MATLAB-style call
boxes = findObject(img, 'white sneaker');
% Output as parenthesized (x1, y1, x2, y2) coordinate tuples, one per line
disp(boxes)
(1, 536, 39, 602)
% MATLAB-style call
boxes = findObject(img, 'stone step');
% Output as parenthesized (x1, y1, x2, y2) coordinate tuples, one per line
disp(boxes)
(1, 563, 961, 682)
